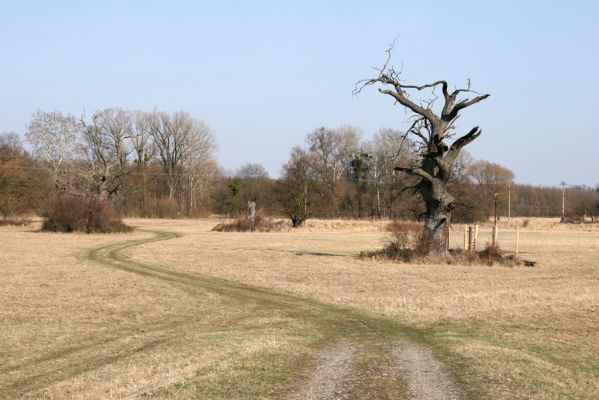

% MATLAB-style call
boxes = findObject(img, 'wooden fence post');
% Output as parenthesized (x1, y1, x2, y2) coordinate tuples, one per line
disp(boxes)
(468, 226, 473, 253)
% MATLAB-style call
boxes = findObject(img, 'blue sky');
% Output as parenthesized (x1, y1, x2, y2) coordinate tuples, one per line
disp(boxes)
(1, 1, 598, 185)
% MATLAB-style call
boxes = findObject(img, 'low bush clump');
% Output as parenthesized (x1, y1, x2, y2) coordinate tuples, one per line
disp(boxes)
(0, 216, 31, 226)
(212, 216, 286, 232)
(361, 220, 525, 267)
(42, 196, 131, 233)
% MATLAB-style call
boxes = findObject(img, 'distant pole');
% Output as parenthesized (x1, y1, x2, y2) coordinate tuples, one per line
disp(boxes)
(493, 193, 499, 246)
(515, 225, 520, 256)
(493, 193, 499, 225)
(508, 180, 512, 222)
(560, 181, 567, 222)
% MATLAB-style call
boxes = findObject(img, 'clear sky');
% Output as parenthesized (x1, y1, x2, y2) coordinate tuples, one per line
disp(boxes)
(1, 0, 598, 186)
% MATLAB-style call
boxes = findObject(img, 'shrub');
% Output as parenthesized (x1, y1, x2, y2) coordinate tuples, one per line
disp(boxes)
(362, 221, 524, 267)
(0, 216, 31, 226)
(378, 221, 425, 260)
(42, 196, 131, 233)
(212, 215, 286, 232)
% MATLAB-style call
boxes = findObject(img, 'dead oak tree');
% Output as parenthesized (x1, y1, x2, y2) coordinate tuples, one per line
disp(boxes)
(355, 45, 490, 255)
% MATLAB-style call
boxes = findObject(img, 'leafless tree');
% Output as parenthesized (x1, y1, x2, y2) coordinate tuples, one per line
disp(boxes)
(80, 108, 132, 200)
(26, 110, 80, 194)
(148, 111, 215, 199)
(236, 163, 269, 180)
(363, 128, 413, 217)
(306, 126, 361, 184)
(355, 44, 490, 254)
(0, 132, 23, 151)
(185, 123, 217, 214)
(277, 146, 323, 227)
(333, 126, 361, 181)
(306, 127, 337, 182)
(468, 160, 515, 219)
(130, 111, 155, 173)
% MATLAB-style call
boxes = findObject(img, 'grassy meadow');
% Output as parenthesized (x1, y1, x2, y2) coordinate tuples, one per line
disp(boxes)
(1, 217, 598, 399)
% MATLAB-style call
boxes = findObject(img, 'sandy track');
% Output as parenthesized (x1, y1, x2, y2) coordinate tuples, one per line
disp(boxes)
(286, 339, 458, 400)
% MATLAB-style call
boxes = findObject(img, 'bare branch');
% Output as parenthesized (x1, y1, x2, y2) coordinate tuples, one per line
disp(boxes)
(444, 94, 490, 121)
(445, 126, 482, 167)
(393, 165, 435, 183)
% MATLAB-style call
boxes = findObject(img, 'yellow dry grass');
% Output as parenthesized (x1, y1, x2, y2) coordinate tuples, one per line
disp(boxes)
(1, 217, 598, 399)
(127, 217, 599, 399)
(0, 223, 316, 399)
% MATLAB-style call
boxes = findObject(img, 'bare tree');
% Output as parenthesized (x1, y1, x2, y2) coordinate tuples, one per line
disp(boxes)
(148, 111, 215, 199)
(356, 45, 490, 255)
(333, 125, 361, 181)
(307, 126, 361, 184)
(234, 163, 270, 207)
(236, 163, 269, 180)
(277, 147, 323, 227)
(0, 132, 23, 151)
(468, 160, 515, 219)
(80, 108, 132, 200)
(306, 127, 337, 182)
(185, 123, 217, 214)
(363, 128, 413, 218)
(130, 111, 155, 173)
(26, 110, 80, 194)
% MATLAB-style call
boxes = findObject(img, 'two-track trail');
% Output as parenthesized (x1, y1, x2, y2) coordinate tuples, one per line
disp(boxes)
(84, 230, 460, 399)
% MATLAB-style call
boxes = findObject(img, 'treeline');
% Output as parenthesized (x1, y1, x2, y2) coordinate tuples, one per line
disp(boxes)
(1, 109, 598, 224)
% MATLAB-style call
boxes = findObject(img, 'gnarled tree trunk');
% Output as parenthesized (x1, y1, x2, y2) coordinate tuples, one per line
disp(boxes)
(420, 179, 454, 255)
(356, 43, 489, 256)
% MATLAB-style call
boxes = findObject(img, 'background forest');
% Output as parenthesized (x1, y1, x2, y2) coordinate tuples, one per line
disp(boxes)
(1, 108, 598, 225)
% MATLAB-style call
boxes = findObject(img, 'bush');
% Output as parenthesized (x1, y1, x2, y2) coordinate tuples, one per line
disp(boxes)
(42, 196, 131, 233)
(0, 216, 31, 226)
(362, 221, 524, 267)
(212, 215, 286, 232)
(385, 221, 423, 250)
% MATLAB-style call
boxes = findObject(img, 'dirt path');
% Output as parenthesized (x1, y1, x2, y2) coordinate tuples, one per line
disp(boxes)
(286, 339, 459, 400)
(87, 229, 460, 400)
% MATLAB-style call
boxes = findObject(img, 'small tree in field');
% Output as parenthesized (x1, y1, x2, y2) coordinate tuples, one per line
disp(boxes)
(277, 147, 324, 227)
(356, 44, 490, 255)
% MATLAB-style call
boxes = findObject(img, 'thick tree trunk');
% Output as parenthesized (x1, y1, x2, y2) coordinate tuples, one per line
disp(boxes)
(98, 176, 109, 201)
(290, 217, 305, 228)
(420, 180, 453, 256)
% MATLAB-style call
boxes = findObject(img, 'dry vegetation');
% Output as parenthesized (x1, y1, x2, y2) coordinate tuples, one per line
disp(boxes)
(1, 217, 598, 399)
(359, 220, 524, 266)
(211, 216, 287, 232)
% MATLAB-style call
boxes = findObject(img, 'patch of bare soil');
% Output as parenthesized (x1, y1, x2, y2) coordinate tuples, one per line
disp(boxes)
(286, 340, 361, 400)
(392, 341, 460, 400)
(286, 339, 459, 400)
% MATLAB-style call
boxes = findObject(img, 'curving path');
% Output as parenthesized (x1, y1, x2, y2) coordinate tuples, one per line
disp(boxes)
(88, 229, 460, 400)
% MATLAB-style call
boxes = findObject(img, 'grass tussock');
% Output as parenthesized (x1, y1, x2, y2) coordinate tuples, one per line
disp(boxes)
(212, 215, 287, 232)
(361, 221, 524, 266)
(42, 196, 131, 233)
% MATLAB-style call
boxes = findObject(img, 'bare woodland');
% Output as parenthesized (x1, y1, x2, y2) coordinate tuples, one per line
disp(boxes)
(1, 51, 598, 232)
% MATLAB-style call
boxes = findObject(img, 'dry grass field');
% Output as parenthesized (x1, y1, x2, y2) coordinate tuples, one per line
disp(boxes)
(1, 217, 598, 399)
